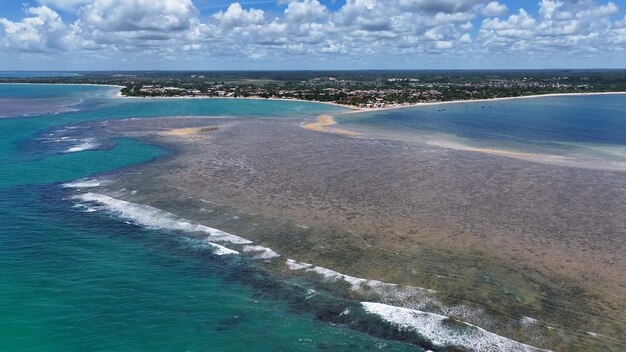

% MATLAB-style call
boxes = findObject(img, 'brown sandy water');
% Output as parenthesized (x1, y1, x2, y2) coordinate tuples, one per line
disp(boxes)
(66, 116, 625, 351)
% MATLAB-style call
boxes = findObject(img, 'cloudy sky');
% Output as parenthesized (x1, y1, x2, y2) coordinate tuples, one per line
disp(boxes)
(1, 0, 625, 70)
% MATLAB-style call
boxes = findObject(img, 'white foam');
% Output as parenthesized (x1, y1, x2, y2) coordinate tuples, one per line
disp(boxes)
(242, 245, 281, 259)
(71, 203, 98, 212)
(286, 259, 428, 293)
(75, 192, 252, 245)
(63, 178, 101, 188)
(586, 331, 601, 338)
(521, 316, 538, 326)
(207, 242, 240, 255)
(181, 237, 239, 255)
(308, 266, 368, 288)
(65, 138, 98, 153)
(286, 259, 313, 270)
(362, 302, 549, 352)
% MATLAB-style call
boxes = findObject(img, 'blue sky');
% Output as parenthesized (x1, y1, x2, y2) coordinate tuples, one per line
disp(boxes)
(0, 0, 625, 70)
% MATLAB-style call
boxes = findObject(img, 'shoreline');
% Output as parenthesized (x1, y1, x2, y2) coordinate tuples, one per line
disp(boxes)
(114, 90, 626, 113)
(113, 91, 358, 110)
(3, 81, 624, 113)
(0, 82, 125, 89)
(339, 91, 626, 114)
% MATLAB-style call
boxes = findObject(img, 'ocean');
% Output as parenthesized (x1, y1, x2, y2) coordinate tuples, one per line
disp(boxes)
(0, 84, 415, 351)
(0, 72, 80, 78)
(1, 84, 624, 351)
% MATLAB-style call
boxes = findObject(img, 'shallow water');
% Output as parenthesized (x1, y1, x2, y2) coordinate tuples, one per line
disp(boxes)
(336, 95, 626, 161)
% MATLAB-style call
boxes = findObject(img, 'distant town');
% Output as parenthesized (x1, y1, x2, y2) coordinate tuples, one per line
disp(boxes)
(3, 70, 626, 108)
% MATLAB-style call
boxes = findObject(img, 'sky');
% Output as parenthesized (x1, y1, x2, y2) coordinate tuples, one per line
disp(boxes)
(0, 0, 625, 70)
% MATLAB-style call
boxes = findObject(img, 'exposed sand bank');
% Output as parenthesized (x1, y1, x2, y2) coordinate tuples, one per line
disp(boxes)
(427, 140, 541, 159)
(303, 115, 362, 137)
(160, 126, 218, 136)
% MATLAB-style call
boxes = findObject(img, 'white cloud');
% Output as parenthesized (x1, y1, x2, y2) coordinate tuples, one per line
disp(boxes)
(37, 0, 92, 12)
(320, 41, 347, 53)
(1, 0, 625, 67)
(0, 6, 66, 52)
(213, 3, 265, 27)
(480, 1, 507, 17)
(284, 0, 328, 22)
(79, 0, 198, 32)
(479, 0, 621, 53)
(435, 40, 453, 49)
(398, 0, 485, 13)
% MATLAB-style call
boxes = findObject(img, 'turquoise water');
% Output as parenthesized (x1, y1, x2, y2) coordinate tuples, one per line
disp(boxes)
(0, 85, 415, 351)
(337, 95, 626, 160)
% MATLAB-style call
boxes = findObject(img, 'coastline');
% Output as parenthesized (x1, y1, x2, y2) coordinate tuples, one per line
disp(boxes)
(114, 90, 626, 114)
(113, 91, 358, 110)
(339, 91, 626, 114)
(0, 82, 125, 89)
(4, 81, 624, 113)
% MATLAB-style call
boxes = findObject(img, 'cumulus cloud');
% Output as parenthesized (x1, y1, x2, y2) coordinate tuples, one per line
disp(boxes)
(479, 0, 621, 52)
(79, 0, 198, 32)
(37, 0, 92, 12)
(398, 0, 485, 13)
(480, 1, 507, 17)
(284, 0, 328, 22)
(213, 3, 265, 27)
(1, 0, 625, 67)
(0, 6, 66, 52)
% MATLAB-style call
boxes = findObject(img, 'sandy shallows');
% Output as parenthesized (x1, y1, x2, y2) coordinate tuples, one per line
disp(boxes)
(74, 116, 625, 351)
(304, 115, 362, 137)
(161, 126, 218, 135)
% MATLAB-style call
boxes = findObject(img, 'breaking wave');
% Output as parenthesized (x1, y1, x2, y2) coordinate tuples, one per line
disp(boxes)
(65, 138, 99, 153)
(361, 302, 549, 352)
